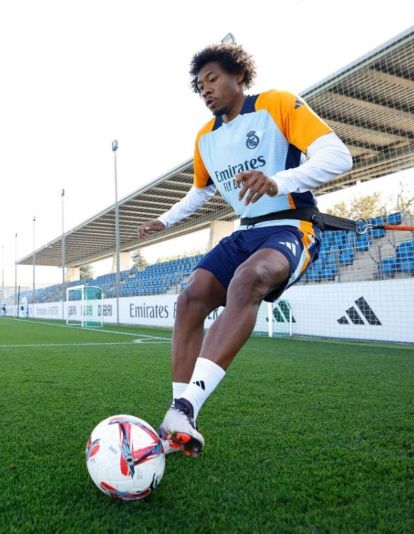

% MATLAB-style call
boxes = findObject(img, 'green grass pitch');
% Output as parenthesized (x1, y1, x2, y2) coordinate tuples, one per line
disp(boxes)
(0, 317, 413, 533)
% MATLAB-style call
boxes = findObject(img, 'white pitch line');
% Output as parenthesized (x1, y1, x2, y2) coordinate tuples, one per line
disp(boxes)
(3, 317, 171, 342)
(80, 329, 170, 340)
(133, 339, 170, 344)
(0, 339, 171, 348)
(0, 341, 133, 348)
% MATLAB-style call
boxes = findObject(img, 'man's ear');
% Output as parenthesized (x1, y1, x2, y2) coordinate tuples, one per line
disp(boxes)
(236, 71, 245, 85)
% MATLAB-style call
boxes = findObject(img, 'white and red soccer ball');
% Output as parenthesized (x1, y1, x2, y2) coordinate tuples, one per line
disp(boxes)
(85, 415, 165, 500)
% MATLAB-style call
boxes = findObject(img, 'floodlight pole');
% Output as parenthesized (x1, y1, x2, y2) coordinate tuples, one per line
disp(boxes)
(61, 188, 65, 320)
(221, 32, 236, 44)
(14, 233, 18, 309)
(1, 245, 4, 303)
(112, 139, 120, 325)
(32, 216, 36, 318)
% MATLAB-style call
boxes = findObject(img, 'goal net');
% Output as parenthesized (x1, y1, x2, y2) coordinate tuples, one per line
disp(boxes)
(66, 285, 104, 327)
(255, 299, 294, 337)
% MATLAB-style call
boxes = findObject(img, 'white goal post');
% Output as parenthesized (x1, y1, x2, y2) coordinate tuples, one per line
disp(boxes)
(254, 299, 293, 337)
(66, 285, 104, 327)
(269, 299, 293, 337)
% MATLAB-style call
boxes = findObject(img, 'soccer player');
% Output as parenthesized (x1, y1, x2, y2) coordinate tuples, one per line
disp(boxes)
(137, 43, 352, 457)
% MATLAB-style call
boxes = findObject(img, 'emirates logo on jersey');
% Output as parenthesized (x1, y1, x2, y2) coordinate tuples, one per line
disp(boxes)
(246, 130, 260, 149)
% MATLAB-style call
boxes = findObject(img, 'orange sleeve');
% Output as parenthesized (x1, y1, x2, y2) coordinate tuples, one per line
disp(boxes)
(193, 119, 215, 188)
(256, 90, 332, 153)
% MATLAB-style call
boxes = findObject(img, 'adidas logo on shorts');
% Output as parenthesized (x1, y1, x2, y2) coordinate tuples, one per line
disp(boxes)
(278, 241, 297, 255)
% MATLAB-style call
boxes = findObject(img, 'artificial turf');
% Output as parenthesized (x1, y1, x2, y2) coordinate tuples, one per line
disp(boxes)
(0, 317, 413, 533)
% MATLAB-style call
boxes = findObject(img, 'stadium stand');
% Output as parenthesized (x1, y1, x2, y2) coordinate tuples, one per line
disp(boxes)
(302, 212, 414, 283)
(9, 28, 413, 345)
(20, 213, 413, 304)
(16, 28, 414, 275)
(21, 254, 205, 303)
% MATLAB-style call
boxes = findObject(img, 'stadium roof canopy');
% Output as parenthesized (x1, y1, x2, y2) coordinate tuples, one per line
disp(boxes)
(19, 27, 414, 268)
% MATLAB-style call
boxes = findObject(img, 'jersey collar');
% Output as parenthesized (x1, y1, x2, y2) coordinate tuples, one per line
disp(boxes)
(213, 94, 258, 130)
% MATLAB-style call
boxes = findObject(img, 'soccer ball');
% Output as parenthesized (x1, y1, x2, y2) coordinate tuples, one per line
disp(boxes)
(85, 414, 165, 500)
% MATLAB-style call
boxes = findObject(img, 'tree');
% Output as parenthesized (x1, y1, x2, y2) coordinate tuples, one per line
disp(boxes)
(80, 264, 94, 279)
(325, 183, 413, 221)
(154, 249, 206, 263)
(349, 193, 386, 220)
(395, 182, 414, 214)
(131, 250, 148, 270)
(326, 201, 351, 218)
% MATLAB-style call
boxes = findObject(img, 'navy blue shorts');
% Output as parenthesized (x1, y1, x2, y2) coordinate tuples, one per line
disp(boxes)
(196, 224, 321, 302)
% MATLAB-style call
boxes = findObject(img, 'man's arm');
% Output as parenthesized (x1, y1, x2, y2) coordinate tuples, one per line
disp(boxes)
(236, 132, 352, 204)
(137, 184, 216, 238)
(157, 184, 216, 228)
(271, 132, 353, 194)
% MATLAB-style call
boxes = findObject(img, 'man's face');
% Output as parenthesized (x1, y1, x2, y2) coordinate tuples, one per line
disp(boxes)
(196, 61, 243, 117)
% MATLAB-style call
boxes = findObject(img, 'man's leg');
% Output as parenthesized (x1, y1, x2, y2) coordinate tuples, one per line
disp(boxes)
(161, 249, 290, 456)
(200, 248, 289, 368)
(180, 249, 290, 417)
(171, 268, 227, 383)
(160, 268, 226, 455)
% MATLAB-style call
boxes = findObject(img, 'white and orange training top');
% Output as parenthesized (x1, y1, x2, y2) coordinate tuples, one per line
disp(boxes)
(157, 90, 352, 229)
(193, 90, 332, 218)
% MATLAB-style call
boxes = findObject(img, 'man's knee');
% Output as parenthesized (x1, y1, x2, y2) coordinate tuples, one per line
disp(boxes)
(177, 286, 203, 314)
(176, 280, 217, 320)
(228, 264, 268, 305)
(229, 261, 288, 305)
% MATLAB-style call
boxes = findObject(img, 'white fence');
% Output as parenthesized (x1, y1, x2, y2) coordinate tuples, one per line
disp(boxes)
(5, 278, 413, 343)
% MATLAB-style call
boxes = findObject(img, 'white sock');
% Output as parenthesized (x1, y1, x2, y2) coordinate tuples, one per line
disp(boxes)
(172, 381, 188, 401)
(180, 357, 226, 420)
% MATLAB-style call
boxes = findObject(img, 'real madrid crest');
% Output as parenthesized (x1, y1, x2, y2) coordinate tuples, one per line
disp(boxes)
(246, 130, 260, 149)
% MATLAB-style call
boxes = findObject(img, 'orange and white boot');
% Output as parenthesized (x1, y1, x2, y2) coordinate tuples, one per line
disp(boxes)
(159, 398, 204, 458)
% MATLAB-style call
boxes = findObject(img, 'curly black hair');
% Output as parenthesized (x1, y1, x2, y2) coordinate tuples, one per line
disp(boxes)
(190, 43, 257, 93)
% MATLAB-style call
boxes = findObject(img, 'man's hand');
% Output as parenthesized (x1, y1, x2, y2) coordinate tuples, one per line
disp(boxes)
(235, 171, 278, 205)
(137, 219, 165, 239)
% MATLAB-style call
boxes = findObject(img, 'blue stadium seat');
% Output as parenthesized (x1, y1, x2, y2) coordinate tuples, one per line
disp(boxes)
(356, 233, 371, 252)
(387, 212, 402, 226)
(339, 249, 354, 266)
(368, 216, 386, 239)
(321, 266, 337, 280)
(395, 241, 414, 273)
(399, 257, 414, 273)
(378, 257, 398, 278)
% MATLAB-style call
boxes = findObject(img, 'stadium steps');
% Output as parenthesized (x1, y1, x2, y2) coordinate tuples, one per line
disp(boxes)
(338, 228, 413, 282)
